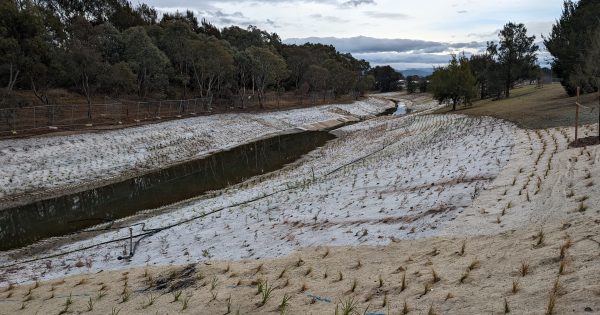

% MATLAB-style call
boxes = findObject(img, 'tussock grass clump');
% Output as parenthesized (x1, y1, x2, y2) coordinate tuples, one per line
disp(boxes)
(305, 267, 313, 277)
(400, 273, 407, 292)
(468, 260, 480, 271)
(535, 228, 545, 247)
(427, 304, 438, 315)
(402, 300, 409, 314)
(278, 268, 287, 280)
(172, 290, 183, 302)
(459, 240, 466, 256)
(520, 262, 529, 277)
(259, 280, 275, 307)
(349, 278, 358, 293)
(336, 297, 358, 315)
(278, 294, 291, 314)
(420, 282, 432, 297)
(431, 268, 441, 283)
(511, 279, 520, 294)
(504, 298, 510, 313)
(181, 294, 191, 311)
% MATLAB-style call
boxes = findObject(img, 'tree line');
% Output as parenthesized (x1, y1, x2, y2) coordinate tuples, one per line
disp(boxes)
(431, 0, 600, 110)
(0, 0, 383, 112)
(430, 22, 540, 110)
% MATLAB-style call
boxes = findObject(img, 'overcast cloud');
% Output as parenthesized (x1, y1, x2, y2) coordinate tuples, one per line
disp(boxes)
(144, 0, 565, 70)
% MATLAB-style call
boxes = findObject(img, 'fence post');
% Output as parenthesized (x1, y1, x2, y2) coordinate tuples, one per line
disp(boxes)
(33, 107, 36, 129)
(71, 105, 74, 125)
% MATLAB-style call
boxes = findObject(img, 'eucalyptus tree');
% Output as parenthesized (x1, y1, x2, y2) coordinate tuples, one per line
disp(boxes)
(122, 26, 170, 99)
(246, 46, 288, 108)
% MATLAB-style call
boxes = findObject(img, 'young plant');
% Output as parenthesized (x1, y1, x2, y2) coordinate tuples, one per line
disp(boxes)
(181, 294, 191, 311)
(278, 294, 291, 315)
(431, 268, 441, 283)
(259, 280, 275, 306)
(400, 273, 407, 292)
(511, 279, 520, 294)
(520, 261, 529, 277)
(350, 279, 358, 293)
(337, 297, 358, 315)
(172, 290, 183, 302)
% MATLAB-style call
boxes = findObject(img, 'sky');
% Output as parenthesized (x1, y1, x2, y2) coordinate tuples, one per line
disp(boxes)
(145, 0, 568, 71)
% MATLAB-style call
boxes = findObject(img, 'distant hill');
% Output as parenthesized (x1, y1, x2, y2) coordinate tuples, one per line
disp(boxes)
(400, 69, 434, 77)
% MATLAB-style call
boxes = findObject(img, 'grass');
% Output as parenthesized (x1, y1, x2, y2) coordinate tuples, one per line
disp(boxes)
(350, 279, 358, 293)
(400, 273, 407, 292)
(432, 84, 599, 129)
(259, 280, 275, 306)
(278, 294, 291, 314)
(172, 290, 183, 302)
(336, 297, 359, 315)
(181, 294, 191, 311)
(512, 279, 520, 294)
(520, 261, 530, 277)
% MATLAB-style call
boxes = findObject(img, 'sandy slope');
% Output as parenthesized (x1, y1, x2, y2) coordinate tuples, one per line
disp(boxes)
(1, 105, 599, 314)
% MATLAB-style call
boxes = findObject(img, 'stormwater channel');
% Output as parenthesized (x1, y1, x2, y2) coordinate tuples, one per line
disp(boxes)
(0, 130, 336, 250)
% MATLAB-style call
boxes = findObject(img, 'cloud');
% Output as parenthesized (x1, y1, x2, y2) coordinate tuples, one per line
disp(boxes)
(284, 36, 484, 54)
(340, 0, 376, 8)
(457, 10, 468, 14)
(363, 11, 410, 19)
(310, 14, 349, 23)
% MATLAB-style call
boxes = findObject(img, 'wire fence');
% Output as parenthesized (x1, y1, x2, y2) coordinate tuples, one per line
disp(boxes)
(0, 98, 212, 136)
(0, 91, 348, 136)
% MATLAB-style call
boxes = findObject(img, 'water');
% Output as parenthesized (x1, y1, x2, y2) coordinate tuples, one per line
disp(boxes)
(0, 130, 336, 250)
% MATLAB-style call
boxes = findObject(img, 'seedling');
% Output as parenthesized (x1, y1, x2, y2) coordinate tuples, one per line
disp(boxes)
(182, 294, 191, 310)
(378, 274, 384, 288)
(504, 298, 510, 313)
(259, 280, 274, 306)
(337, 297, 359, 315)
(87, 297, 94, 311)
(459, 240, 466, 256)
(431, 268, 440, 283)
(520, 262, 529, 277)
(512, 279, 519, 294)
(350, 279, 357, 293)
(400, 273, 406, 291)
(278, 294, 291, 314)
(172, 290, 183, 302)
(402, 300, 409, 314)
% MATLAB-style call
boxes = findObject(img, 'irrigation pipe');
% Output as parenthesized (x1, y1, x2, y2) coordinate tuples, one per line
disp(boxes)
(0, 116, 500, 270)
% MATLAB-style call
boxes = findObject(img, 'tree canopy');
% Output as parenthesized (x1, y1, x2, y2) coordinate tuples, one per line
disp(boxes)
(0, 0, 373, 108)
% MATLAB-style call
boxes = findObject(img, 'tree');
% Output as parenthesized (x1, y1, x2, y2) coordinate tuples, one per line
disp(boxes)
(418, 79, 428, 93)
(355, 75, 375, 98)
(369, 66, 401, 92)
(488, 22, 539, 98)
(430, 54, 477, 111)
(406, 76, 418, 94)
(545, 0, 600, 96)
(323, 59, 356, 98)
(67, 17, 106, 117)
(246, 47, 288, 108)
(122, 27, 170, 98)
(189, 37, 234, 101)
(303, 65, 329, 93)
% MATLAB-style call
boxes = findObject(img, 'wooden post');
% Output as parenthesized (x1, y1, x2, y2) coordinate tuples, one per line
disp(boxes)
(575, 87, 580, 145)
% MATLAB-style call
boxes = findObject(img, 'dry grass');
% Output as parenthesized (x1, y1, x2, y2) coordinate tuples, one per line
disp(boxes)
(432, 84, 598, 129)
